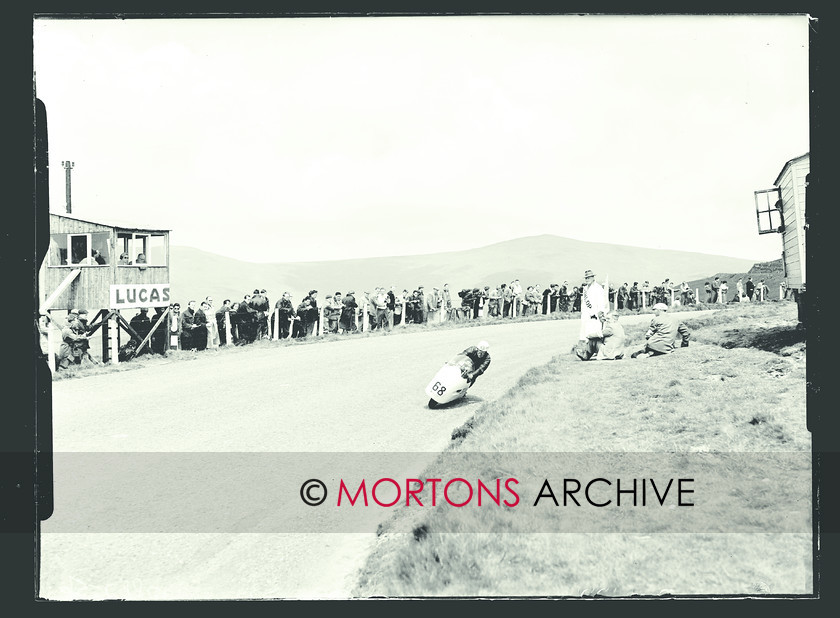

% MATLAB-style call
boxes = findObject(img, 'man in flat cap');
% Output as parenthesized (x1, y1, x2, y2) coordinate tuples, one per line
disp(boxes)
(630, 303, 690, 358)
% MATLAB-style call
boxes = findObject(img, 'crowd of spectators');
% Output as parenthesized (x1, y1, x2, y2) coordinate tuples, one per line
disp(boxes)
(59, 272, 775, 363)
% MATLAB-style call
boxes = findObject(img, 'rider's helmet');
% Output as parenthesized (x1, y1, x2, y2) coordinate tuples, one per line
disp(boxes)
(477, 340, 490, 352)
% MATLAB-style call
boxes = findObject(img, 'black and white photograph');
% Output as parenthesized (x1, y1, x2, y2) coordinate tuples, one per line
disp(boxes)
(31, 13, 816, 600)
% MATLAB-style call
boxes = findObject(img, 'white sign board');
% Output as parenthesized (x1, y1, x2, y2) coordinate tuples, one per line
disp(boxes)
(110, 283, 171, 309)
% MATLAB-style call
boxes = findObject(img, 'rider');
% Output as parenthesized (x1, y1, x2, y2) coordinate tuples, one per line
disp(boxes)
(461, 340, 491, 385)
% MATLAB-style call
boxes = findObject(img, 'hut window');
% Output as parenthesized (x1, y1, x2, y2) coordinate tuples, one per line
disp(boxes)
(118, 232, 166, 266)
(147, 234, 166, 265)
(754, 187, 783, 235)
(48, 233, 110, 266)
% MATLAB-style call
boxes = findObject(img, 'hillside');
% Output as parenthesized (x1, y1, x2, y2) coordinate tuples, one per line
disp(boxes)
(168, 235, 758, 306)
(685, 258, 786, 302)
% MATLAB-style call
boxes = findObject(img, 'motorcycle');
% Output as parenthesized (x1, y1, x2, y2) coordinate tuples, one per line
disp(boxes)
(425, 353, 475, 409)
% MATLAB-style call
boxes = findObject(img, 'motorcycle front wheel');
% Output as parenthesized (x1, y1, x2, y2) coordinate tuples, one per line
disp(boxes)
(428, 398, 440, 409)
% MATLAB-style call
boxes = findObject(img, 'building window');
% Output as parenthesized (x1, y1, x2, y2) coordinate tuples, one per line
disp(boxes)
(117, 232, 167, 266)
(754, 188, 784, 235)
(48, 232, 111, 266)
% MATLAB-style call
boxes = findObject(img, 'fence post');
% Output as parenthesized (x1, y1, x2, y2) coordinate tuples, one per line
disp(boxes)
(670, 289, 675, 306)
(46, 313, 56, 373)
(110, 311, 120, 364)
(319, 307, 325, 337)
(272, 309, 279, 341)
(696, 288, 700, 304)
(604, 276, 609, 311)
(362, 302, 369, 332)
(642, 290, 647, 310)
(225, 311, 234, 345)
(777, 286, 781, 301)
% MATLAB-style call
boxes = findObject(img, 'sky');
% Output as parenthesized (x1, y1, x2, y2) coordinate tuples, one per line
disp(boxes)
(33, 15, 810, 264)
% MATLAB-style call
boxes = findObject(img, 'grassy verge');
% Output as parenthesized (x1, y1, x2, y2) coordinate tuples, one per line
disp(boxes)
(352, 301, 810, 597)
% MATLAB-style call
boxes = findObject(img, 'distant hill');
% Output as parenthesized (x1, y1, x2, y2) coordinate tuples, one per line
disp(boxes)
(168, 235, 759, 307)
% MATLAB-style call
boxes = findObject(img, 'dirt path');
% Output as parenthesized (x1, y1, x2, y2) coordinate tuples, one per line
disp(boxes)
(40, 312, 702, 599)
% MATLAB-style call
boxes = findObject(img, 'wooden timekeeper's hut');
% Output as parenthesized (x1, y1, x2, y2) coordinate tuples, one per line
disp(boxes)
(39, 213, 174, 368)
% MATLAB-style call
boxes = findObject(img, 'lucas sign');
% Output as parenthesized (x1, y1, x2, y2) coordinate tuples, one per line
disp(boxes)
(110, 284, 171, 309)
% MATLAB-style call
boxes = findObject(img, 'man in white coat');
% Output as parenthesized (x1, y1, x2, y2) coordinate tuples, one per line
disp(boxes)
(579, 269, 607, 341)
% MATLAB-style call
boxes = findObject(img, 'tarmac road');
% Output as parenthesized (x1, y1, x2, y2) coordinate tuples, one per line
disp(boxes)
(39, 312, 685, 600)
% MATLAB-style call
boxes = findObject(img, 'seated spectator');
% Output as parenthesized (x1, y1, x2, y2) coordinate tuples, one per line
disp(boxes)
(630, 303, 690, 358)
(597, 312, 626, 360)
(136, 253, 147, 264)
(119, 252, 130, 265)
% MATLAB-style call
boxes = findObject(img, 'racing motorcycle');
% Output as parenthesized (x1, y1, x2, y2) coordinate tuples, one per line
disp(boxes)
(425, 353, 475, 409)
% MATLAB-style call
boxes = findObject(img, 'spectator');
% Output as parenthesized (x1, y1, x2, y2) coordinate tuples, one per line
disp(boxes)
(271, 292, 295, 339)
(417, 286, 428, 324)
(679, 282, 690, 306)
(441, 284, 453, 321)
(56, 310, 92, 369)
(711, 277, 721, 303)
(306, 290, 319, 336)
(757, 279, 770, 302)
(193, 301, 209, 351)
(629, 282, 640, 311)
(542, 285, 552, 315)
(149, 306, 168, 354)
(387, 287, 396, 328)
(426, 287, 441, 324)
(641, 281, 652, 308)
(704, 281, 713, 304)
(502, 283, 513, 318)
(548, 284, 561, 313)
(599, 312, 626, 360)
(249, 289, 270, 340)
(205, 296, 220, 347)
(579, 269, 607, 341)
(720, 280, 729, 303)
(746, 277, 756, 301)
(374, 287, 390, 331)
(630, 303, 690, 358)
(323, 294, 341, 334)
(129, 308, 151, 342)
(293, 296, 311, 338)
(228, 302, 240, 344)
(118, 252, 130, 265)
(135, 253, 147, 265)
(736, 278, 747, 302)
(237, 296, 257, 344)
(558, 281, 570, 313)
(341, 291, 358, 332)
(489, 285, 502, 317)
(618, 283, 630, 310)
(216, 299, 233, 345)
(179, 301, 198, 350)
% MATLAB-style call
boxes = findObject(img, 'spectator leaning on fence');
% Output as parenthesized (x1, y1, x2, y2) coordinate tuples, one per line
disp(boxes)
(630, 303, 690, 359)
(341, 291, 358, 332)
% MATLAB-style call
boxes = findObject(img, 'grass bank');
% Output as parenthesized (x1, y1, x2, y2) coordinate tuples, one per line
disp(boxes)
(352, 301, 810, 597)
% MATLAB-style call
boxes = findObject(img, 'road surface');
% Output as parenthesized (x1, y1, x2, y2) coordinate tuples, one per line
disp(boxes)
(40, 312, 678, 599)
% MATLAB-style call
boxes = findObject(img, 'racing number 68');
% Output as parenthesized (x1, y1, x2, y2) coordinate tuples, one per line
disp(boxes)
(432, 381, 446, 396)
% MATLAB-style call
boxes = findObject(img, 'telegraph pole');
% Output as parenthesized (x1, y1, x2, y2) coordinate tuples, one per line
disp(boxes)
(61, 160, 74, 214)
